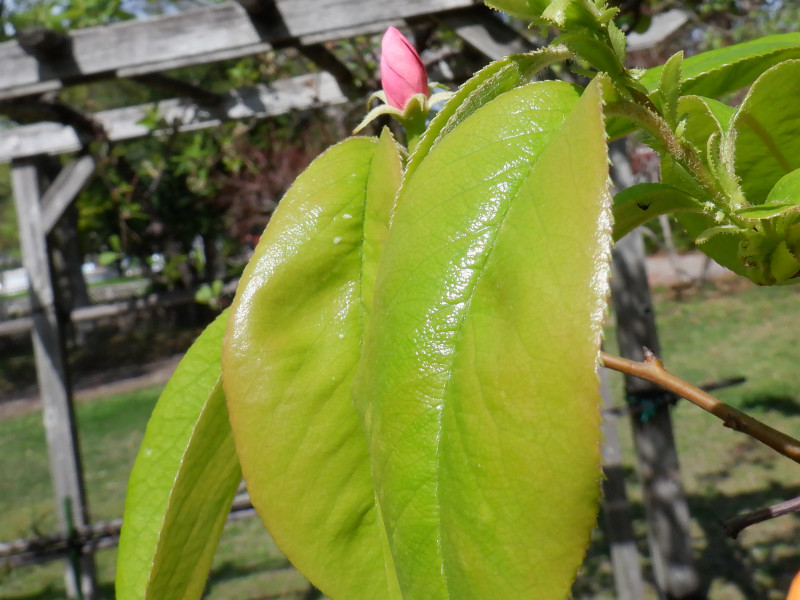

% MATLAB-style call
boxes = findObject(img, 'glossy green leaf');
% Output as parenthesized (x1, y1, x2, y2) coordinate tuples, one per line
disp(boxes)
(733, 60, 800, 206)
(612, 182, 705, 240)
(642, 33, 800, 98)
(223, 130, 404, 600)
(353, 79, 610, 599)
(117, 311, 241, 600)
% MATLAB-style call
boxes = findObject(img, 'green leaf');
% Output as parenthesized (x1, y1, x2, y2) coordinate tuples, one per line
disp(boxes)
(117, 311, 241, 600)
(353, 78, 611, 599)
(641, 33, 800, 99)
(656, 51, 683, 129)
(675, 212, 755, 278)
(612, 183, 705, 240)
(737, 169, 800, 219)
(765, 169, 800, 208)
(733, 59, 800, 206)
(554, 31, 625, 78)
(677, 95, 735, 163)
(541, 0, 606, 29)
(223, 130, 404, 600)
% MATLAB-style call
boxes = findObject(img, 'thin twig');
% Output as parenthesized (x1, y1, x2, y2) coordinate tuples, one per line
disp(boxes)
(600, 350, 800, 466)
(720, 496, 800, 539)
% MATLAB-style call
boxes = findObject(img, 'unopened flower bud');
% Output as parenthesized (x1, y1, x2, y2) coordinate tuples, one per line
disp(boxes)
(380, 26, 428, 110)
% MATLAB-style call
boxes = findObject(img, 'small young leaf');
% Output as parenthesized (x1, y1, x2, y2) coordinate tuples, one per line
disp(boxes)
(353, 78, 611, 599)
(612, 182, 705, 240)
(656, 51, 683, 128)
(117, 312, 241, 600)
(677, 95, 735, 162)
(737, 169, 800, 219)
(607, 19, 627, 64)
(223, 130, 404, 600)
(733, 59, 800, 205)
(765, 168, 800, 208)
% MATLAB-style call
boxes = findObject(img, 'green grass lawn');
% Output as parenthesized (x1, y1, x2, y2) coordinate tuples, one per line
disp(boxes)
(1, 279, 799, 599)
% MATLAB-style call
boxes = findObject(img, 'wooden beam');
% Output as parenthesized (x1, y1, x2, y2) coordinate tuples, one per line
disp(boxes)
(0, 0, 474, 101)
(0, 72, 346, 163)
(599, 369, 646, 600)
(41, 155, 97, 233)
(436, 6, 538, 61)
(11, 159, 97, 599)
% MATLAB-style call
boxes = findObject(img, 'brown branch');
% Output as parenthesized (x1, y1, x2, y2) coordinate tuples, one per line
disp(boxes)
(600, 349, 800, 466)
(720, 496, 800, 539)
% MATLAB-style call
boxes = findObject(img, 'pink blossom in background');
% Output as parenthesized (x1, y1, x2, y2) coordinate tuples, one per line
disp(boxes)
(380, 26, 429, 110)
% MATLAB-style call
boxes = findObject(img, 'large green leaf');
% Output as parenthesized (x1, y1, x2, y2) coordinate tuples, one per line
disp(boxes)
(732, 59, 800, 206)
(223, 130, 403, 600)
(641, 33, 800, 99)
(117, 311, 241, 600)
(353, 79, 611, 599)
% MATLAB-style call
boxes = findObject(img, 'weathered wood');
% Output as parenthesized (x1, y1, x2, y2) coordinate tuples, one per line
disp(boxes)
(0, 72, 345, 162)
(600, 369, 646, 600)
(10, 159, 96, 599)
(41, 155, 97, 233)
(608, 140, 702, 600)
(437, 6, 537, 60)
(0, 0, 474, 100)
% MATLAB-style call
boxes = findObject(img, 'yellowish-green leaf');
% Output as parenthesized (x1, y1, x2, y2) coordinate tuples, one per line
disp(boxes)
(223, 130, 403, 600)
(353, 78, 611, 599)
(117, 311, 241, 600)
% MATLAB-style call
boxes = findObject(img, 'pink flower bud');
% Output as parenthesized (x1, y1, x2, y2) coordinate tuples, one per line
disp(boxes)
(380, 26, 429, 110)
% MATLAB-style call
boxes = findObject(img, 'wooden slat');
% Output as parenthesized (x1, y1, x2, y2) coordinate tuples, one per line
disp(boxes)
(11, 160, 96, 599)
(0, 72, 345, 163)
(437, 7, 537, 61)
(41, 156, 97, 233)
(0, 0, 474, 101)
(608, 140, 701, 599)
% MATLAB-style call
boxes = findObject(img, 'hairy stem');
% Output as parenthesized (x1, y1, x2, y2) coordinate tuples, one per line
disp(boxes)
(603, 100, 743, 226)
(600, 350, 800, 466)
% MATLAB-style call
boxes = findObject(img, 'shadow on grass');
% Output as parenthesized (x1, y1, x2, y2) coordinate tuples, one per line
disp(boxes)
(740, 394, 800, 417)
(575, 480, 800, 599)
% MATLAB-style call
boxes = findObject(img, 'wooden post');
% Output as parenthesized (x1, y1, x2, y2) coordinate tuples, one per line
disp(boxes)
(10, 158, 97, 600)
(600, 369, 646, 600)
(608, 141, 702, 600)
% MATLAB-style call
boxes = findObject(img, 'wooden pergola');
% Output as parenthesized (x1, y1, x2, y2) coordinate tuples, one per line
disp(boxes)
(0, 2, 535, 598)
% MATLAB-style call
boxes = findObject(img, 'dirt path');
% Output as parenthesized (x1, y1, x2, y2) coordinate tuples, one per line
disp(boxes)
(0, 355, 181, 420)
